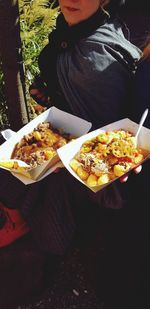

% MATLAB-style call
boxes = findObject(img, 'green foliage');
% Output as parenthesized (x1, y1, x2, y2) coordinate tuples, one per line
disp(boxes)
(19, 0, 59, 82)
(19, 0, 59, 117)
(0, 63, 9, 131)
(0, 0, 59, 130)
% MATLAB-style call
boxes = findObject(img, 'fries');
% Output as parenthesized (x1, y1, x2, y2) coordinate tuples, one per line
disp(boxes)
(0, 160, 32, 178)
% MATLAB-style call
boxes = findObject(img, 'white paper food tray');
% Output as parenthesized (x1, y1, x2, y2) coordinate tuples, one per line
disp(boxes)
(0, 106, 92, 184)
(58, 118, 150, 193)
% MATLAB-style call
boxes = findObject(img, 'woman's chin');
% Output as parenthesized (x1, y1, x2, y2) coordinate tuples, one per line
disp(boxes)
(65, 17, 81, 26)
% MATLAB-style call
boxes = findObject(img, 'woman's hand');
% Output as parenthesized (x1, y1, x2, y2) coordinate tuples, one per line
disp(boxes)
(30, 88, 49, 106)
(53, 168, 61, 173)
(120, 165, 142, 183)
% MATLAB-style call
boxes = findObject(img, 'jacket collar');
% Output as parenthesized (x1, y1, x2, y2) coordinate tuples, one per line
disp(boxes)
(49, 8, 110, 50)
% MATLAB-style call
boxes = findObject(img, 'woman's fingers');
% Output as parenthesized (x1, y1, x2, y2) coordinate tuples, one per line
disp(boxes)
(30, 88, 45, 98)
(120, 165, 142, 183)
(53, 168, 60, 173)
(120, 173, 129, 183)
(30, 88, 48, 103)
(30, 88, 40, 95)
(134, 165, 142, 174)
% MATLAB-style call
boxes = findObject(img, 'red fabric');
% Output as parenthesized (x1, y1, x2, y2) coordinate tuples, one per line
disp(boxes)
(0, 203, 30, 248)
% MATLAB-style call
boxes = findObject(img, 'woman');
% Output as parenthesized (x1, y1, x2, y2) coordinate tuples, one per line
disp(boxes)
(31, 0, 141, 129)
(0, 0, 142, 253)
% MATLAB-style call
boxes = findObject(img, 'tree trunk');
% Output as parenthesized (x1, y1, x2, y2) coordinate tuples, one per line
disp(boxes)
(0, 0, 30, 131)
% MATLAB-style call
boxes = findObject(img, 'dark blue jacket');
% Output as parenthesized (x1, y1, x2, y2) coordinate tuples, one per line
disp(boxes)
(38, 9, 141, 129)
(132, 57, 150, 128)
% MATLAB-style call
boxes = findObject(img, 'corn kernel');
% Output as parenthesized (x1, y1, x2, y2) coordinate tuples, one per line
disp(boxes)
(134, 154, 143, 164)
(113, 164, 125, 177)
(44, 150, 55, 160)
(87, 174, 98, 187)
(77, 166, 89, 180)
(97, 174, 109, 185)
(70, 159, 81, 172)
(33, 131, 41, 140)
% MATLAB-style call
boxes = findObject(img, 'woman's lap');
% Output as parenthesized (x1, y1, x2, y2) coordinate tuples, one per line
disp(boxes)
(0, 168, 123, 254)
